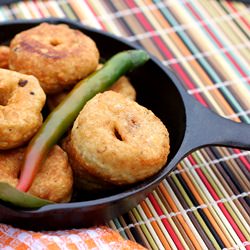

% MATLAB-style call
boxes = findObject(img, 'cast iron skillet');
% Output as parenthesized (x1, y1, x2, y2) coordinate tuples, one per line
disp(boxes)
(0, 18, 249, 230)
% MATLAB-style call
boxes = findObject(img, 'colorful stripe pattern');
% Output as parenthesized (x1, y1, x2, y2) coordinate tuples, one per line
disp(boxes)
(0, 1, 249, 249)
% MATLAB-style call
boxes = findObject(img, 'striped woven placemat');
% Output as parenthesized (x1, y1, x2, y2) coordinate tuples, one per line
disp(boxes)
(0, 1, 249, 249)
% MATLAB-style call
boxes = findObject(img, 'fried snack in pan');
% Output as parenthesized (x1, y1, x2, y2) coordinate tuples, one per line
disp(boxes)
(47, 75, 136, 111)
(109, 76, 136, 100)
(97, 63, 136, 100)
(0, 69, 45, 150)
(9, 23, 99, 94)
(0, 46, 10, 69)
(64, 91, 170, 191)
(0, 145, 73, 203)
(62, 135, 115, 192)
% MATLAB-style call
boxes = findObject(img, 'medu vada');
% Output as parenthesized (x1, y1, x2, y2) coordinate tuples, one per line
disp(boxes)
(64, 91, 170, 190)
(0, 145, 73, 203)
(97, 64, 136, 100)
(62, 135, 115, 192)
(0, 46, 10, 69)
(0, 69, 45, 150)
(110, 76, 136, 100)
(9, 23, 99, 94)
(47, 75, 136, 111)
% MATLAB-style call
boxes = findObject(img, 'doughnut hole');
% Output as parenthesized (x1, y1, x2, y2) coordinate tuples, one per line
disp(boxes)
(49, 38, 61, 47)
(113, 126, 123, 141)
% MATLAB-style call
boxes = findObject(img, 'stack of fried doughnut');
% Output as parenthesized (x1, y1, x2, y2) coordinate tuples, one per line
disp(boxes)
(0, 68, 73, 203)
(0, 145, 72, 202)
(0, 23, 170, 199)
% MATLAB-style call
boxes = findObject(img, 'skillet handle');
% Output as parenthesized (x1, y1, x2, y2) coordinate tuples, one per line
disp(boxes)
(184, 100, 250, 151)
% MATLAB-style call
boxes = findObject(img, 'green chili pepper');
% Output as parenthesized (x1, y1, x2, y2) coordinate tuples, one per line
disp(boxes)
(0, 182, 53, 208)
(17, 50, 149, 192)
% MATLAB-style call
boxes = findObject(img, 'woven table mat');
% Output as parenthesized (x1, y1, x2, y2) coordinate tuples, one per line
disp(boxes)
(0, 1, 249, 249)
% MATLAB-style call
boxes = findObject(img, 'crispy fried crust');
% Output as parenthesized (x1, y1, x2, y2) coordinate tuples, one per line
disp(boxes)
(97, 64, 136, 100)
(62, 135, 115, 192)
(0, 46, 10, 69)
(66, 91, 170, 189)
(9, 23, 99, 94)
(110, 76, 136, 100)
(0, 69, 46, 149)
(0, 145, 73, 202)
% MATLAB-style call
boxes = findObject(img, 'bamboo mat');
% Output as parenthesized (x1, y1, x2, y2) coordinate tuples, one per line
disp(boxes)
(0, 0, 249, 249)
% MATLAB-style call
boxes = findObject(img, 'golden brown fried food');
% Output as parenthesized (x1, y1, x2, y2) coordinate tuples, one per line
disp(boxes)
(97, 63, 136, 100)
(0, 46, 10, 69)
(62, 135, 115, 192)
(0, 69, 46, 150)
(64, 91, 170, 190)
(47, 75, 136, 111)
(0, 145, 73, 202)
(46, 90, 70, 111)
(110, 76, 136, 100)
(9, 23, 99, 94)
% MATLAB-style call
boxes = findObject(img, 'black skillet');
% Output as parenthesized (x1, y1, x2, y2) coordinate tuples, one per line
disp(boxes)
(0, 18, 249, 230)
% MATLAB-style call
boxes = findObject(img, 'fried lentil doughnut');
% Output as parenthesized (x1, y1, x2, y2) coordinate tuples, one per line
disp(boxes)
(110, 76, 136, 100)
(0, 46, 10, 69)
(9, 23, 99, 94)
(65, 91, 170, 190)
(62, 135, 115, 192)
(47, 75, 136, 111)
(0, 69, 46, 150)
(97, 64, 136, 100)
(0, 145, 73, 202)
